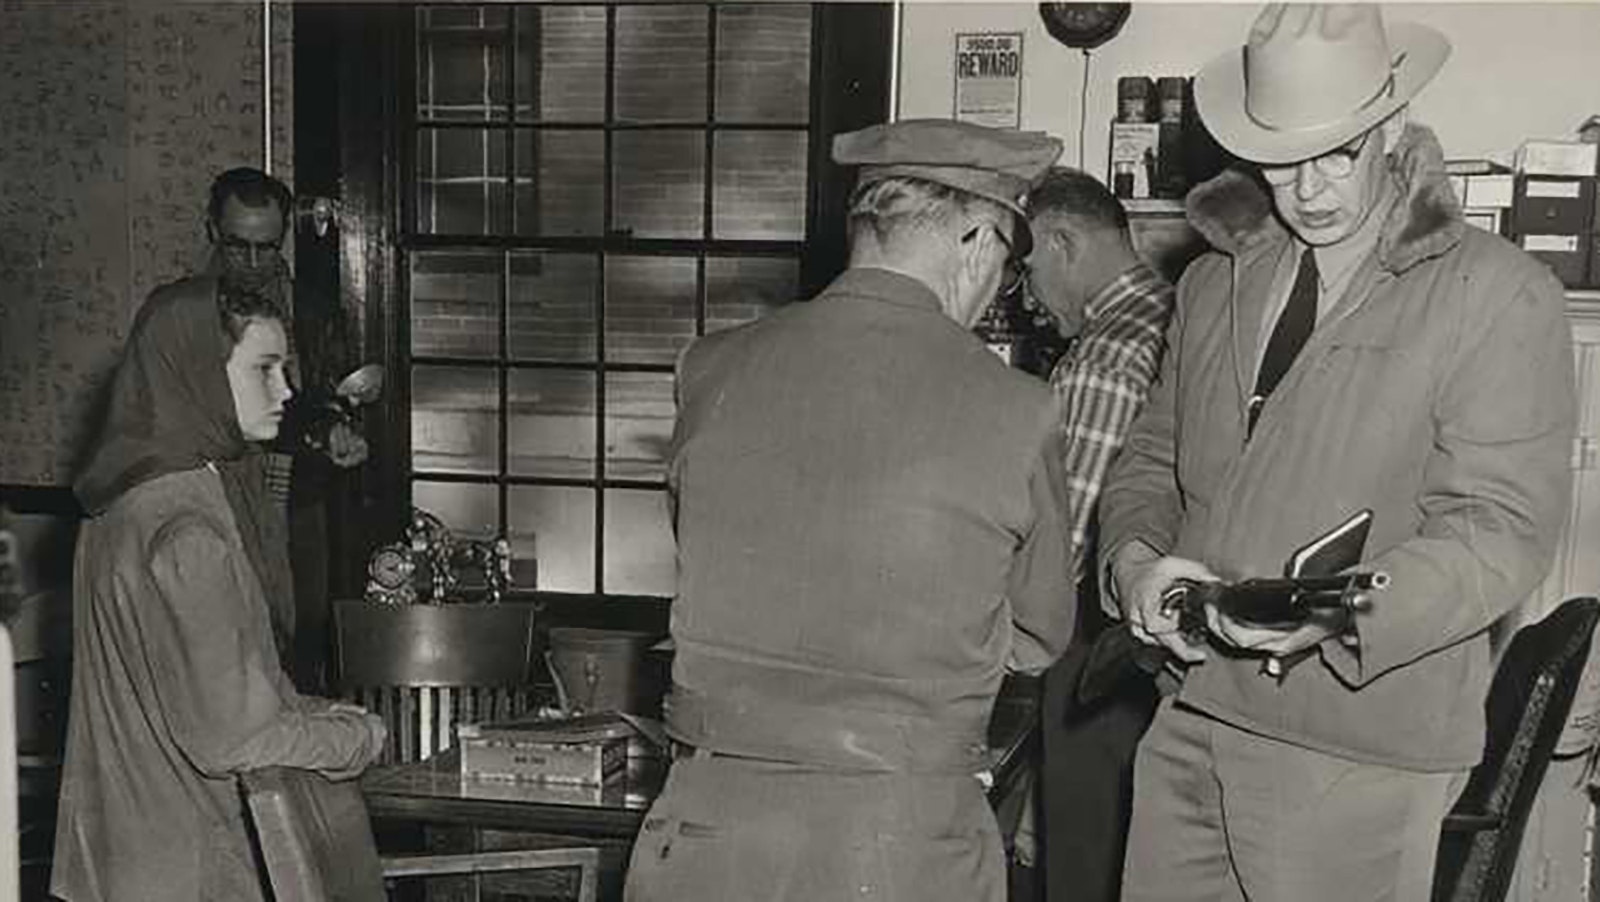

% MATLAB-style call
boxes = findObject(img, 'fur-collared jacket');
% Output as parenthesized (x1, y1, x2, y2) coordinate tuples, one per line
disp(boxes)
(1100, 123, 1575, 770)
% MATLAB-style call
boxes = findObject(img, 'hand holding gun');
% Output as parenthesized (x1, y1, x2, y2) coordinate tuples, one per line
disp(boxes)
(1076, 570, 1387, 707)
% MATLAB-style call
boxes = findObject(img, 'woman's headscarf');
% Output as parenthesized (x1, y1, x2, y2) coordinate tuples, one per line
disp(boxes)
(75, 279, 296, 656)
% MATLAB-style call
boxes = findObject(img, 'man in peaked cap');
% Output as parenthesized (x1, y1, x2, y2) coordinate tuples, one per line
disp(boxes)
(624, 119, 1075, 902)
(1099, 5, 1573, 899)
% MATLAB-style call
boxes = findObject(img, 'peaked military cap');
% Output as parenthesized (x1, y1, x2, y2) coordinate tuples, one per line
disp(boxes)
(833, 118, 1064, 256)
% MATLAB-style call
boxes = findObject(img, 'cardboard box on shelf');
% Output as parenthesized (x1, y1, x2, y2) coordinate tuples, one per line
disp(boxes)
(1511, 176, 1595, 237)
(1464, 174, 1515, 210)
(1462, 207, 1505, 237)
(1519, 233, 1590, 288)
(1515, 140, 1599, 178)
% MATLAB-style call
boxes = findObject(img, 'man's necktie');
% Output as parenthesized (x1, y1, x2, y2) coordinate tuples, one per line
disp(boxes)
(1248, 248, 1318, 435)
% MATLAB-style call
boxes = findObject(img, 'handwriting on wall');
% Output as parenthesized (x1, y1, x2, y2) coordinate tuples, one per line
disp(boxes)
(0, 1, 292, 486)
(0, 4, 131, 487)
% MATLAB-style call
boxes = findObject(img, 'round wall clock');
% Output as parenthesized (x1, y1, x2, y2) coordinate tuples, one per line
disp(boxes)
(1039, 3, 1132, 50)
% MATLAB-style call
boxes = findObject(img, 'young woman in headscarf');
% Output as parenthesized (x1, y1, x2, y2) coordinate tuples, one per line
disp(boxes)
(50, 280, 388, 902)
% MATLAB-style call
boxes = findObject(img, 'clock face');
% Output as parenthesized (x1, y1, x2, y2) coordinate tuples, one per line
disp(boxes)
(369, 545, 415, 590)
(1039, 2, 1132, 49)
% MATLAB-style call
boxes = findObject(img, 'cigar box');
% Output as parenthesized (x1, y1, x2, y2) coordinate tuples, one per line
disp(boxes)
(460, 772, 626, 806)
(457, 714, 632, 785)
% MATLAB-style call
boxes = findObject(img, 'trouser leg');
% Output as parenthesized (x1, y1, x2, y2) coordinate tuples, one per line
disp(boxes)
(1120, 700, 1242, 902)
(1039, 643, 1158, 902)
(1212, 721, 1462, 902)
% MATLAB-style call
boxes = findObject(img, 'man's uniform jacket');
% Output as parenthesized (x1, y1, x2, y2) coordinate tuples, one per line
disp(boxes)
(626, 267, 1076, 902)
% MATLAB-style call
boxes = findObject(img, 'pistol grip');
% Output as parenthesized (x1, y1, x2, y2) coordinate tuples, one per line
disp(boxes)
(1160, 580, 1211, 639)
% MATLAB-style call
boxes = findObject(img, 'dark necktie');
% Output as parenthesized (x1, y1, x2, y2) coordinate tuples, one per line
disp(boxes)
(1249, 248, 1318, 435)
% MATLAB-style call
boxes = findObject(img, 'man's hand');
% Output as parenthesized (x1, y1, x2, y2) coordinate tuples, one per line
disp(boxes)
(1206, 605, 1353, 658)
(323, 420, 369, 468)
(1111, 541, 1217, 664)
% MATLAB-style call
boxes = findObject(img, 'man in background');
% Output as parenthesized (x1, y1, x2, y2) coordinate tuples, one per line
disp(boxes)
(193, 168, 366, 689)
(1019, 167, 1176, 902)
(1101, 6, 1574, 898)
(625, 119, 1075, 902)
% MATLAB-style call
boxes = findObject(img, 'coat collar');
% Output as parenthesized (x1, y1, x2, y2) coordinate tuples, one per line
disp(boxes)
(1183, 122, 1464, 276)
(829, 266, 945, 314)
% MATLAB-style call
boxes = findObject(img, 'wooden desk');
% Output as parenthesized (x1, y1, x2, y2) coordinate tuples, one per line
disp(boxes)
(363, 676, 1041, 841)
(363, 748, 664, 841)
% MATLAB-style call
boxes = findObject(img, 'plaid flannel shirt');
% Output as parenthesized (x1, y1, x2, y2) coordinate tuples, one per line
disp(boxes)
(1047, 263, 1176, 582)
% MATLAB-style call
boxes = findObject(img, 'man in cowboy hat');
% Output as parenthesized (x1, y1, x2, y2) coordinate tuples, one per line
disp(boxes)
(624, 119, 1076, 902)
(1098, 5, 1575, 899)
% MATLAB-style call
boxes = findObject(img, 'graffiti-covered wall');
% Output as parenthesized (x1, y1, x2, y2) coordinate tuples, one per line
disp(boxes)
(0, 1, 292, 485)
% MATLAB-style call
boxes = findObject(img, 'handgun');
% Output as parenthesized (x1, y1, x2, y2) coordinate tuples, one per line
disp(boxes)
(1163, 571, 1388, 636)
(1076, 571, 1387, 707)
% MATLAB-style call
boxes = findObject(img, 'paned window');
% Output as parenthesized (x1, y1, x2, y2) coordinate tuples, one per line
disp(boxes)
(406, 4, 814, 596)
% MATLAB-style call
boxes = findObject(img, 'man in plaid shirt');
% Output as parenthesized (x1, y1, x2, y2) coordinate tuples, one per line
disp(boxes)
(1023, 168, 1177, 902)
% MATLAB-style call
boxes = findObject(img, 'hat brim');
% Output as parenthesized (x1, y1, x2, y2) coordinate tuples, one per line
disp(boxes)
(1194, 22, 1449, 165)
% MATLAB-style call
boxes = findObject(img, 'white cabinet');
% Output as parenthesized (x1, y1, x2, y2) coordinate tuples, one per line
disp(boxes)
(1501, 292, 1600, 902)
(1517, 295, 1600, 628)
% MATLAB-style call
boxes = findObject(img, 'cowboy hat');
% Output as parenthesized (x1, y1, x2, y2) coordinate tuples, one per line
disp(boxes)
(1194, 4, 1450, 165)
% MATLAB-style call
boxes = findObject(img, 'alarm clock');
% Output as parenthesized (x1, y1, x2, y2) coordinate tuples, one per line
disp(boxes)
(364, 543, 418, 606)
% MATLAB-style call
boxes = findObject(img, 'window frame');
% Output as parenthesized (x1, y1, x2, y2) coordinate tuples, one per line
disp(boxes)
(404, 3, 817, 600)
(296, 2, 892, 609)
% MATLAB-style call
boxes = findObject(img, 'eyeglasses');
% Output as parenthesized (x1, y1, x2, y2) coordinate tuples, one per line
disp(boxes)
(1260, 130, 1373, 186)
(218, 235, 284, 254)
(963, 224, 1028, 297)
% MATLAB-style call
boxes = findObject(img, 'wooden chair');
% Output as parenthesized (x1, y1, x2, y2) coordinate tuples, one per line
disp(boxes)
(333, 601, 542, 765)
(242, 766, 598, 902)
(1432, 596, 1600, 902)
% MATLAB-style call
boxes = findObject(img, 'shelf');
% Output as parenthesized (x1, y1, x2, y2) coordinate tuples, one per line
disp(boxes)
(1568, 290, 1600, 322)
(1124, 198, 1186, 217)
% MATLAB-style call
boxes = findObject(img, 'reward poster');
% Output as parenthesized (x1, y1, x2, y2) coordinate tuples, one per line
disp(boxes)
(953, 32, 1023, 129)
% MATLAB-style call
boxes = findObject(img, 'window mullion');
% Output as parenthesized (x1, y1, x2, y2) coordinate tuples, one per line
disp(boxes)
(699, 3, 716, 338)
(500, 10, 516, 546)
(595, 3, 618, 595)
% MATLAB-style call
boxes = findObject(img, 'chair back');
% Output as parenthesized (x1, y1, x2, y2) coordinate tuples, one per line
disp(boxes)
(333, 601, 541, 764)
(241, 767, 387, 902)
(1433, 596, 1600, 902)
(243, 767, 602, 902)
(0, 626, 18, 902)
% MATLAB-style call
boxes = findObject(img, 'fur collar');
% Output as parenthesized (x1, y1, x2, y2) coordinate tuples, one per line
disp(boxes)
(1184, 122, 1464, 274)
